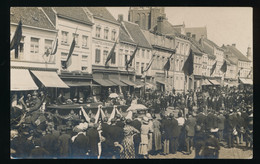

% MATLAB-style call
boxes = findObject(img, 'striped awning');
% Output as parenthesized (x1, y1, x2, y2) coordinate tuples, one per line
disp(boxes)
(11, 69, 38, 91)
(120, 79, 136, 86)
(109, 79, 127, 86)
(93, 78, 116, 87)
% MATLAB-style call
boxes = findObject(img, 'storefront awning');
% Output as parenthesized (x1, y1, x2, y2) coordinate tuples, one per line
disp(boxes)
(239, 78, 253, 85)
(31, 70, 69, 88)
(93, 78, 116, 87)
(120, 79, 136, 86)
(146, 82, 156, 89)
(156, 80, 167, 85)
(64, 81, 100, 87)
(135, 79, 145, 88)
(11, 69, 38, 91)
(208, 79, 220, 85)
(201, 79, 212, 86)
(109, 79, 127, 86)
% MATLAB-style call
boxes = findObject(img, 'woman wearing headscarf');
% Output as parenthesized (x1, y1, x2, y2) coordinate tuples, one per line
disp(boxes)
(139, 116, 153, 159)
(122, 119, 140, 159)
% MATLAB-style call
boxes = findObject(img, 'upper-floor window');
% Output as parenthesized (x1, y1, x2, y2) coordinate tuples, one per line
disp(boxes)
(136, 62, 140, 73)
(96, 26, 101, 38)
(141, 63, 144, 74)
(142, 49, 145, 58)
(44, 39, 53, 54)
(146, 50, 150, 59)
(61, 31, 68, 44)
(136, 49, 140, 57)
(82, 35, 88, 48)
(104, 28, 109, 40)
(111, 30, 116, 41)
(95, 49, 101, 63)
(82, 55, 88, 61)
(103, 50, 108, 64)
(30, 37, 39, 54)
(73, 33, 79, 45)
(111, 52, 116, 64)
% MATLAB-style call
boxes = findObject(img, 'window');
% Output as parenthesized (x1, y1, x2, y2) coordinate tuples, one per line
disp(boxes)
(125, 54, 128, 66)
(136, 49, 140, 57)
(30, 37, 39, 54)
(44, 39, 53, 54)
(104, 28, 109, 39)
(118, 49, 123, 66)
(111, 30, 116, 41)
(136, 62, 140, 73)
(82, 55, 88, 61)
(176, 59, 179, 71)
(142, 49, 145, 58)
(111, 52, 116, 64)
(73, 33, 79, 45)
(130, 51, 134, 66)
(141, 63, 144, 74)
(82, 67, 88, 71)
(95, 49, 101, 63)
(16, 36, 25, 58)
(103, 50, 108, 64)
(96, 26, 101, 38)
(82, 35, 88, 48)
(61, 31, 68, 44)
(180, 60, 183, 71)
(146, 50, 150, 59)
(61, 52, 68, 69)
(146, 63, 149, 72)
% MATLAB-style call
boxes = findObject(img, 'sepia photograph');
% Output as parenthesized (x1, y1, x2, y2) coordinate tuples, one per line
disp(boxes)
(10, 6, 253, 159)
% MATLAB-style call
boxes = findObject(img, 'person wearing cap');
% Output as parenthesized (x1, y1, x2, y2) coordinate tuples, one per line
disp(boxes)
(226, 109, 237, 148)
(71, 130, 90, 158)
(169, 113, 180, 154)
(29, 138, 50, 158)
(139, 116, 153, 159)
(200, 132, 220, 159)
(129, 113, 142, 158)
(184, 113, 197, 155)
(217, 111, 225, 142)
(160, 113, 171, 155)
(121, 119, 140, 159)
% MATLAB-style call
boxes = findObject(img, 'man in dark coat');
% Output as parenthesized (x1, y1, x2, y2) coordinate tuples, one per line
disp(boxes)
(58, 127, 72, 158)
(40, 130, 60, 157)
(196, 111, 207, 132)
(226, 110, 237, 148)
(217, 111, 225, 142)
(200, 132, 220, 159)
(193, 125, 206, 159)
(160, 114, 172, 155)
(71, 132, 89, 158)
(100, 117, 111, 158)
(185, 113, 196, 154)
(129, 113, 141, 158)
(86, 123, 100, 159)
(30, 139, 50, 158)
(169, 114, 180, 154)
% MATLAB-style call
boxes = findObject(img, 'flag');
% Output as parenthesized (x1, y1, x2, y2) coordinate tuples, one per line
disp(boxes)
(105, 39, 118, 66)
(44, 48, 50, 57)
(51, 38, 58, 55)
(143, 57, 154, 72)
(182, 49, 194, 76)
(237, 69, 241, 77)
(220, 60, 227, 73)
(210, 61, 217, 76)
(126, 44, 139, 66)
(65, 37, 76, 68)
(10, 20, 22, 50)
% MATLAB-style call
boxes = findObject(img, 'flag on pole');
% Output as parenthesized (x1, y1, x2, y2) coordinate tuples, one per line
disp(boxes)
(143, 57, 154, 72)
(65, 37, 76, 68)
(237, 69, 241, 77)
(51, 38, 58, 55)
(10, 20, 22, 50)
(210, 61, 217, 76)
(126, 44, 139, 67)
(247, 70, 252, 78)
(105, 38, 118, 66)
(182, 49, 194, 76)
(220, 60, 227, 73)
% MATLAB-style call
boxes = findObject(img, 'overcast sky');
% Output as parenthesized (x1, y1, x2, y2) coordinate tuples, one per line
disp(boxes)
(107, 7, 252, 56)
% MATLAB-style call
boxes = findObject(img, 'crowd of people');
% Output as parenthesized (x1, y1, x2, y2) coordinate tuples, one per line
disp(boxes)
(10, 85, 253, 159)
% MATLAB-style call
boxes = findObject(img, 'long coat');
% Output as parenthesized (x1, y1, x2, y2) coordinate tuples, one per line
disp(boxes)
(171, 118, 180, 138)
(185, 116, 196, 137)
(58, 133, 72, 157)
(86, 128, 100, 157)
(72, 133, 89, 157)
(41, 133, 60, 157)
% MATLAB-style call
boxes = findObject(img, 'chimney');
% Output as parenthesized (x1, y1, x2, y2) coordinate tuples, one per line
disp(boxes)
(118, 14, 124, 22)
(157, 16, 164, 33)
(247, 47, 252, 60)
(186, 32, 191, 37)
(192, 34, 196, 40)
(232, 43, 236, 47)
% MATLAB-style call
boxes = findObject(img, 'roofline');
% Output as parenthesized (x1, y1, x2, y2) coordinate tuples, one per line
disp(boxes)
(39, 7, 56, 29)
(119, 40, 137, 46)
(152, 45, 176, 53)
(57, 14, 94, 26)
(10, 22, 57, 33)
(93, 15, 120, 26)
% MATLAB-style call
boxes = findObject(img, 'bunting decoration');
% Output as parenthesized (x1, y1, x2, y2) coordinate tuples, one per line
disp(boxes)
(126, 44, 139, 70)
(10, 20, 22, 51)
(143, 56, 154, 72)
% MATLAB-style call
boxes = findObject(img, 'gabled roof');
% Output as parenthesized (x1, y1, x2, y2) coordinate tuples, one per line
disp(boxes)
(150, 20, 179, 36)
(123, 21, 152, 49)
(86, 7, 119, 25)
(203, 38, 223, 51)
(225, 57, 236, 65)
(52, 7, 93, 25)
(119, 25, 136, 45)
(10, 7, 56, 30)
(224, 45, 250, 62)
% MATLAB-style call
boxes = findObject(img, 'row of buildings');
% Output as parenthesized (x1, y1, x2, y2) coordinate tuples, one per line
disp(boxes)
(10, 7, 253, 101)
